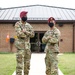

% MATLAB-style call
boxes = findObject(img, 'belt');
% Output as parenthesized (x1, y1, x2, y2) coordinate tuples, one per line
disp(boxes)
(18, 37, 25, 39)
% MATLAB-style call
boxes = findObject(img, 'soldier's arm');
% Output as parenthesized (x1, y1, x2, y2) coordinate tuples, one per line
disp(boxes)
(42, 31, 50, 44)
(15, 22, 26, 37)
(48, 30, 60, 44)
(24, 25, 35, 38)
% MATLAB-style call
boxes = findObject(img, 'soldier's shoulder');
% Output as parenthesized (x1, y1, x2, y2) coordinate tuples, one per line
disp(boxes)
(46, 30, 51, 33)
(56, 27, 59, 31)
(26, 22, 31, 25)
(54, 27, 59, 31)
(54, 27, 60, 34)
(15, 21, 21, 24)
(26, 22, 32, 28)
(15, 21, 21, 27)
(44, 30, 49, 36)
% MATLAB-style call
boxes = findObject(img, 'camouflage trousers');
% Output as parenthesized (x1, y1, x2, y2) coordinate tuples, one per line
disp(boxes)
(45, 50, 58, 75)
(16, 49, 31, 75)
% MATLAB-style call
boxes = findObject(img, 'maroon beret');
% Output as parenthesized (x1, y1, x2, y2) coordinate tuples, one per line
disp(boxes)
(48, 17, 55, 23)
(20, 11, 28, 18)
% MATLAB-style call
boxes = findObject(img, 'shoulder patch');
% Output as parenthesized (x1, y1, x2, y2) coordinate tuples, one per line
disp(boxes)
(15, 22, 20, 27)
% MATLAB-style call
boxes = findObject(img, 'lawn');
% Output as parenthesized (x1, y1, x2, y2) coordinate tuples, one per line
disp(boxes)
(58, 53, 75, 75)
(0, 53, 16, 75)
(0, 53, 75, 75)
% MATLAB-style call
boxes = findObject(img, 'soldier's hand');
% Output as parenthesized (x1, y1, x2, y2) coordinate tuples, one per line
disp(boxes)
(22, 29, 26, 32)
(47, 36, 52, 40)
(49, 36, 52, 39)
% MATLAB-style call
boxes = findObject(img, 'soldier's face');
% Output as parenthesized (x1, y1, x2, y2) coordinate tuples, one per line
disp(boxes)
(48, 20, 55, 28)
(48, 22, 54, 28)
(21, 16, 27, 22)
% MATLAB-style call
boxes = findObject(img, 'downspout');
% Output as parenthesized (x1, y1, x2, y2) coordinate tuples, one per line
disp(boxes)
(73, 23, 75, 53)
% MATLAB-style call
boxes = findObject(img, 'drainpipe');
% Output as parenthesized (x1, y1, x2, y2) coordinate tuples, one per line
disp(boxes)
(73, 23, 75, 53)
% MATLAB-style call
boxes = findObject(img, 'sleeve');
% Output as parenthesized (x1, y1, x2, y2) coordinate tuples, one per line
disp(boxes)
(25, 24, 35, 38)
(48, 30, 61, 44)
(42, 31, 50, 44)
(15, 22, 26, 37)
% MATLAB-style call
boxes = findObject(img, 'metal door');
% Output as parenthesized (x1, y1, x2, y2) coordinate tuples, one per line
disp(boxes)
(30, 32, 46, 53)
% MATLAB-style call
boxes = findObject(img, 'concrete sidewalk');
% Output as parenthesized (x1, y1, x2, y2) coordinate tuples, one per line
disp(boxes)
(12, 53, 64, 75)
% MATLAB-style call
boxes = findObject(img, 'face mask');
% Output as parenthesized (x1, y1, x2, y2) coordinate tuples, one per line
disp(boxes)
(21, 17, 27, 22)
(48, 23, 54, 28)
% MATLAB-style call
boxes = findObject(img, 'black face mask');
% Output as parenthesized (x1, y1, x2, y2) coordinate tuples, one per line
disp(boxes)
(48, 23, 54, 28)
(21, 17, 27, 22)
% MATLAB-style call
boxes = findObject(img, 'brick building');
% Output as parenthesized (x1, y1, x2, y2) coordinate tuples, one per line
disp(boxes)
(0, 5, 75, 53)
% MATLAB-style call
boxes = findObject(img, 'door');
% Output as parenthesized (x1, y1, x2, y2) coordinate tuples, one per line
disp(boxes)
(30, 32, 46, 53)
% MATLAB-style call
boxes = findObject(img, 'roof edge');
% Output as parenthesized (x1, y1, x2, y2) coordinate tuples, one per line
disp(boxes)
(0, 20, 75, 24)
(0, 4, 75, 10)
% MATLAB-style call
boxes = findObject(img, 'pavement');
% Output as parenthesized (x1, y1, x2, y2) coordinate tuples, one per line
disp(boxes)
(12, 53, 64, 75)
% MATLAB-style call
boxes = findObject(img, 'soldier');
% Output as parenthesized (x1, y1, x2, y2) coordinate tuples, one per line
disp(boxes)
(42, 17, 61, 75)
(14, 11, 34, 75)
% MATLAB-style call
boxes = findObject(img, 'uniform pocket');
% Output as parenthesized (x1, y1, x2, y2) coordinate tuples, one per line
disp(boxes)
(25, 42, 31, 50)
(15, 39, 25, 50)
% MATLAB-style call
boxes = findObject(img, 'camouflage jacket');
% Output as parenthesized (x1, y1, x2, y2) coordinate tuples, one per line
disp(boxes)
(14, 21, 34, 50)
(42, 27, 61, 53)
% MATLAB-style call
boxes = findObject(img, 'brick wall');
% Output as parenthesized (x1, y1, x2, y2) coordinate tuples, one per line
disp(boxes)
(57, 24, 73, 52)
(0, 24, 17, 52)
(0, 23, 74, 53)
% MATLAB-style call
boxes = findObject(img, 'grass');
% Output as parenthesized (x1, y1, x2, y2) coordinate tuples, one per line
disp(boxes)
(0, 53, 75, 75)
(58, 53, 75, 75)
(0, 53, 16, 75)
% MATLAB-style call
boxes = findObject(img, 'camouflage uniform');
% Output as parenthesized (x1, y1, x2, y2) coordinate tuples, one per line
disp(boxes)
(15, 21, 34, 75)
(42, 27, 60, 75)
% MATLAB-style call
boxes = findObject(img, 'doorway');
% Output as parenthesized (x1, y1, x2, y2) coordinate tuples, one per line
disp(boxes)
(30, 32, 46, 53)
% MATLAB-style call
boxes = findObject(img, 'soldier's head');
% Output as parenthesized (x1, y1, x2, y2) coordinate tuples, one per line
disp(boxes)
(20, 11, 28, 22)
(48, 17, 56, 28)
